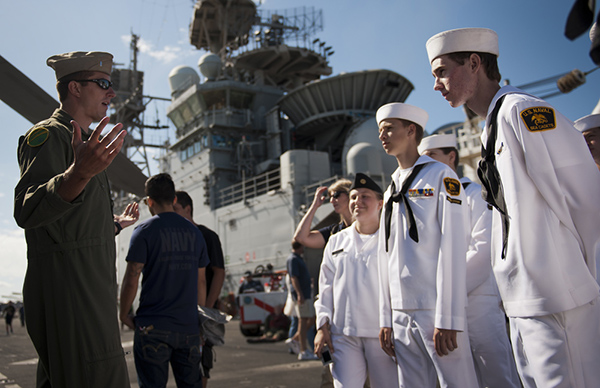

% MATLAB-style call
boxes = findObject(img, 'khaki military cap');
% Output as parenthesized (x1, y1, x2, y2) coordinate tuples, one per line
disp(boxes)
(46, 51, 113, 80)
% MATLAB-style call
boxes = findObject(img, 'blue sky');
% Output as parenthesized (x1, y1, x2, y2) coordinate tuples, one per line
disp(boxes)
(0, 0, 598, 300)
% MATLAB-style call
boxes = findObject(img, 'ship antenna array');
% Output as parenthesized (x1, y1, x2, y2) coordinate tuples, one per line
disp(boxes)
(253, 6, 323, 49)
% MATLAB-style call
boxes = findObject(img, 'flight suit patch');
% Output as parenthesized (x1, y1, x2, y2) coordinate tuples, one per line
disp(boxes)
(408, 188, 434, 198)
(443, 177, 461, 196)
(520, 107, 556, 132)
(27, 127, 49, 147)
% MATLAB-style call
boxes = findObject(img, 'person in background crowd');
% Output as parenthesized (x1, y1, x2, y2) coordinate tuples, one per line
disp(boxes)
(287, 241, 319, 361)
(293, 179, 353, 249)
(4, 301, 15, 336)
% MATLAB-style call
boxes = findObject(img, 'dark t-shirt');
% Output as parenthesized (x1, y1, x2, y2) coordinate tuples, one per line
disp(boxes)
(286, 252, 311, 301)
(197, 224, 225, 303)
(318, 221, 347, 244)
(126, 212, 209, 333)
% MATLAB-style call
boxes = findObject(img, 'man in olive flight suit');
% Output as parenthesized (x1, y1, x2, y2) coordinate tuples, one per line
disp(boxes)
(14, 51, 139, 388)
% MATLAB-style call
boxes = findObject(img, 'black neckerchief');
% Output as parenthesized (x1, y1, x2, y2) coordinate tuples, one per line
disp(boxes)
(477, 95, 509, 259)
(384, 163, 426, 252)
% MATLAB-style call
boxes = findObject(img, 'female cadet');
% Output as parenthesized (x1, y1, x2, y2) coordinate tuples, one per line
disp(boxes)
(314, 173, 398, 388)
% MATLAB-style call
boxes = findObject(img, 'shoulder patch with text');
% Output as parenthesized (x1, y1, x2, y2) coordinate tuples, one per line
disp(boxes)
(26, 127, 50, 147)
(520, 107, 556, 132)
(443, 177, 461, 196)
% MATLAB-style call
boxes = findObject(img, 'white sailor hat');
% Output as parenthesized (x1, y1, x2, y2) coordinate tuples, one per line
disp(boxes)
(426, 28, 499, 63)
(418, 134, 458, 155)
(376, 102, 428, 129)
(47, 51, 113, 80)
(574, 114, 600, 133)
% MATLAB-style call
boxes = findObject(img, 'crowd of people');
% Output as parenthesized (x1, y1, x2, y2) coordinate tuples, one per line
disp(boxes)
(11, 23, 600, 388)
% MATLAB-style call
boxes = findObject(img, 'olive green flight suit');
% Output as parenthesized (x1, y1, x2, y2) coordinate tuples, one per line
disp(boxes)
(14, 109, 130, 388)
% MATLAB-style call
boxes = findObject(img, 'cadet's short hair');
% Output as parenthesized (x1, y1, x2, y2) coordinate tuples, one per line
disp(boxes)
(438, 147, 460, 170)
(56, 70, 96, 102)
(291, 240, 303, 251)
(145, 173, 175, 206)
(398, 119, 425, 145)
(175, 190, 194, 216)
(447, 52, 501, 82)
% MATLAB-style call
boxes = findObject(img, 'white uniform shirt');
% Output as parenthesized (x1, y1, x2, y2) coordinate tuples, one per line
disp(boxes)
(483, 85, 600, 317)
(315, 224, 381, 338)
(460, 177, 498, 297)
(378, 156, 469, 331)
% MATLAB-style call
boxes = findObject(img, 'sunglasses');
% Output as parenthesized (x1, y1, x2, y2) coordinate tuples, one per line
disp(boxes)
(141, 196, 149, 205)
(74, 78, 113, 90)
(330, 191, 346, 199)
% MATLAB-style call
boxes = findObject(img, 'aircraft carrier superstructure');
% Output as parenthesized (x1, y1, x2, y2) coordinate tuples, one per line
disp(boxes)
(116, 0, 415, 293)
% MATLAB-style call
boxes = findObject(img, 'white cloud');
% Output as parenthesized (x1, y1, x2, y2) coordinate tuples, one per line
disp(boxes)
(0, 228, 26, 302)
(121, 35, 196, 64)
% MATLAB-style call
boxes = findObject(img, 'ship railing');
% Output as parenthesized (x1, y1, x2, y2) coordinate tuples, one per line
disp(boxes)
(218, 168, 281, 207)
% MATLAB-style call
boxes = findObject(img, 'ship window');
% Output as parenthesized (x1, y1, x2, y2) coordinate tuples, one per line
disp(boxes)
(230, 90, 254, 109)
(187, 144, 194, 158)
(168, 109, 185, 130)
(213, 135, 229, 148)
(203, 90, 226, 110)
(179, 149, 188, 162)
(194, 140, 202, 154)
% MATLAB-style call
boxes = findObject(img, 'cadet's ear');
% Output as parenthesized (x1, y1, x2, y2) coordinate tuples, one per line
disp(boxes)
(469, 53, 482, 72)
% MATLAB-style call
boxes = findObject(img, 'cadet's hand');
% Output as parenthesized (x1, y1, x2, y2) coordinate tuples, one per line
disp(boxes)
(433, 328, 458, 357)
(314, 324, 334, 357)
(311, 186, 328, 208)
(116, 202, 140, 229)
(379, 327, 396, 358)
(70, 117, 126, 180)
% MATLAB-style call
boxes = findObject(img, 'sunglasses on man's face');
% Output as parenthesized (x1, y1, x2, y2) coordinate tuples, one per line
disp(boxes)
(74, 78, 113, 90)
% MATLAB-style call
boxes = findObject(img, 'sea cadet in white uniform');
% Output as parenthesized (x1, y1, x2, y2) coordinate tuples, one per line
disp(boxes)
(574, 113, 600, 172)
(419, 134, 520, 388)
(314, 173, 398, 388)
(427, 27, 600, 388)
(376, 103, 478, 388)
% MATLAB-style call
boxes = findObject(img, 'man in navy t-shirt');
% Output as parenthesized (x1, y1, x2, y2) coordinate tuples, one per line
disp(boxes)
(120, 173, 209, 388)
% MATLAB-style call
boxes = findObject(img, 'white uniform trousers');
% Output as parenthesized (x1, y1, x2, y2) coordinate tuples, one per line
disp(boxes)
(330, 334, 398, 388)
(467, 294, 520, 388)
(509, 297, 600, 388)
(391, 309, 478, 388)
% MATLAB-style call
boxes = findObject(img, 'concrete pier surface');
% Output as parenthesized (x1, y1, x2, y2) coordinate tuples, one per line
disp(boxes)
(0, 319, 323, 388)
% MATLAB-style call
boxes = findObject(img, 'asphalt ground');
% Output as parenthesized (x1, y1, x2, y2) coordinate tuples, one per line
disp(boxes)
(0, 319, 324, 388)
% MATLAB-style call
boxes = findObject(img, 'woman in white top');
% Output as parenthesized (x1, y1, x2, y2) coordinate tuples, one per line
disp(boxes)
(314, 173, 398, 388)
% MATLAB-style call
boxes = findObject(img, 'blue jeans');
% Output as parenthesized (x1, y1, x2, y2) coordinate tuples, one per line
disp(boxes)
(134, 327, 202, 388)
